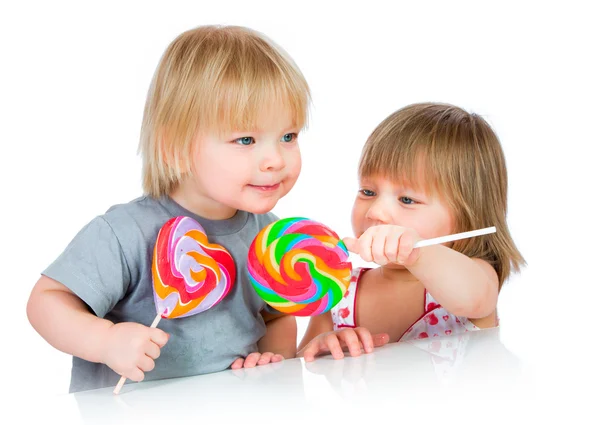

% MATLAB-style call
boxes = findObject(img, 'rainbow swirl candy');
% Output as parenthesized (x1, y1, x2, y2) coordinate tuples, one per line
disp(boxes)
(247, 217, 352, 316)
(152, 216, 236, 318)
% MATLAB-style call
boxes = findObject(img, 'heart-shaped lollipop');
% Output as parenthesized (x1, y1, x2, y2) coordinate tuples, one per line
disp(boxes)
(152, 216, 235, 318)
(247, 217, 352, 316)
(114, 216, 235, 394)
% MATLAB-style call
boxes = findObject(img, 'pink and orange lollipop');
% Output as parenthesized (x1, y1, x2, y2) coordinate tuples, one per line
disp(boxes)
(152, 216, 235, 318)
(114, 216, 235, 394)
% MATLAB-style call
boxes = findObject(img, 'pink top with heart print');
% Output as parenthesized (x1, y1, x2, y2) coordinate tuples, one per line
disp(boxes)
(331, 267, 481, 342)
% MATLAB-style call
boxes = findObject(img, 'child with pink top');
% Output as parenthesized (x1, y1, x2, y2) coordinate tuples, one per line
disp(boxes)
(298, 102, 525, 361)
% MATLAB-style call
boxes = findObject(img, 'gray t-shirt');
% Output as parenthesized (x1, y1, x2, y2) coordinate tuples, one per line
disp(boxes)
(42, 195, 278, 393)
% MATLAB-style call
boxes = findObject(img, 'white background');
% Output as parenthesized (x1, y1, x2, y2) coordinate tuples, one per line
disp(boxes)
(2, 0, 599, 414)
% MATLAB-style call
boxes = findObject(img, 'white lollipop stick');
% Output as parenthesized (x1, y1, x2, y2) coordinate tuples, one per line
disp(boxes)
(413, 226, 496, 248)
(113, 313, 162, 395)
(347, 226, 496, 267)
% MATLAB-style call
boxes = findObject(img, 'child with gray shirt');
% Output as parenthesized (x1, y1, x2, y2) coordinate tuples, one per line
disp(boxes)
(27, 25, 310, 393)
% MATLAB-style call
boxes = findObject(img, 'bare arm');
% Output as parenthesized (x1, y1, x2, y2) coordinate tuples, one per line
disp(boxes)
(26, 275, 113, 363)
(27, 275, 168, 381)
(409, 245, 499, 318)
(344, 226, 499, 320)
(258, 311, 298, 359)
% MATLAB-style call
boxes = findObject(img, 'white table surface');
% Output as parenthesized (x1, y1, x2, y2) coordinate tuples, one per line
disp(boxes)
(26, 326, 596, 425)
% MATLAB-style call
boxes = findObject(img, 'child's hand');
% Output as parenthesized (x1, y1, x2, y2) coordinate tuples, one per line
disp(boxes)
(100, 322, 170, 382)
(343, 225, 422, 266)
(299, 327, 390, 362)
(230, 352, 284, 369)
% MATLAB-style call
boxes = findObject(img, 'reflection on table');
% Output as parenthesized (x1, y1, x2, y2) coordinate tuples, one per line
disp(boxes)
(61, 326, 535, 424)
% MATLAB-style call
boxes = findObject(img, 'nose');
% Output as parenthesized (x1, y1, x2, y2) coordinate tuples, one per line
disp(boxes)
(365, 197, 393, 225)
(259, 143, 285, 172)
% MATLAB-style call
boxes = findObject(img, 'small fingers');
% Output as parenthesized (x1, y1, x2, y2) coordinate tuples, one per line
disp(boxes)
(256, 352, 283, 365)
(149, 328, 170, 347)
(358, 231, 375, 263)
(145, 341, 161, 360)
(127, 368, 145, 382)
(257, 352, 276, 365)
(242, 352, 262, 368)
(338, 329, 362, 357)
(370, 229, 388, 265)
(230, 358, 245, 370)
(397, 231, 416, 263)
(353, 327, 375, 353)
(342, 237, 359, 254)
(302, 329, 389, 364)
(301, 341, 321, 362)
(384, 229, 402, 263)
(324, 333, 345, 360)
(137, 355, 155, 373)
(373, 333, 391, 346)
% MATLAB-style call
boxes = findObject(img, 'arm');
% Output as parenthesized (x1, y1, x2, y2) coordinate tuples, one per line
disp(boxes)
(408, 245, 499, 318)
(27, 275, 113, 363)
(27, 275, 169, 381)
(297, 312, 334, 355)
(258, 311, 297, 359)
(344, 225, 499, 320)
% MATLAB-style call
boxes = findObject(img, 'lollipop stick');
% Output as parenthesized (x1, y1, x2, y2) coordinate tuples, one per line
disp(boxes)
(113, 313, 162, 395)
(150, 313, 162, 328)
(348, 226, 496, 266)
(413, 226, 496, 248)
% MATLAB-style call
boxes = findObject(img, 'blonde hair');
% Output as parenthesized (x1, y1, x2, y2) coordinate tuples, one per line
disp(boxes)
(359, 102, 525, 287)
(139, 25, 311, 197)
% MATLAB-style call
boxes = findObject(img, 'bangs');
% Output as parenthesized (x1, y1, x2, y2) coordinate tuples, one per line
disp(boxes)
(205, 65, 309, 135)
(194, 28, 309, 135)
(359, 127, 444, 196)
(358, 103, 477, 199)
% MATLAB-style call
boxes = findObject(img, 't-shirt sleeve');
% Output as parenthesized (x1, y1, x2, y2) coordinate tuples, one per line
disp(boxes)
(41, 216, 131, 318)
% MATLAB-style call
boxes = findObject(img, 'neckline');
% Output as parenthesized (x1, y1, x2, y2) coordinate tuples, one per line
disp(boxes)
(157, 196, 249, 236)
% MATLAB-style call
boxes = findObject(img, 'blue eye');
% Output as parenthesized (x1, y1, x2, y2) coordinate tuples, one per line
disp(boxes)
(400, 196, 415, 204)
(281, 133, 297, 143)
(360, 189, 376, 196)
(235, 137, 254, 145)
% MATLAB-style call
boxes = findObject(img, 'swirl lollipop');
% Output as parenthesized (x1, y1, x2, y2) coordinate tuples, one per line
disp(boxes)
(152, 216, 235, 318)
(248, 217, 351, 316)
(114, 216, 235, 394)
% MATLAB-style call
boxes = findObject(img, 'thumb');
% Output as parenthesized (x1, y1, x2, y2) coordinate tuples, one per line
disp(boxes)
(342, 237, 359, 254)
(149, 328, 170, 347)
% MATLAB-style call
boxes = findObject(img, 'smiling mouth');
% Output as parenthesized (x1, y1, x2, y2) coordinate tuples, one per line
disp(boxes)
(248, 183, 281, 191)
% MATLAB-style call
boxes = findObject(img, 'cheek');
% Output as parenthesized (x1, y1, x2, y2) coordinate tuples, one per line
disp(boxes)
(218, 153, 252, 177)
(287, 149, 302, 177)
(438, 204, 455, 234)
(442, 214, 455, 235)
(195, 146, 225, 173)
(430, 209, 455, 237)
